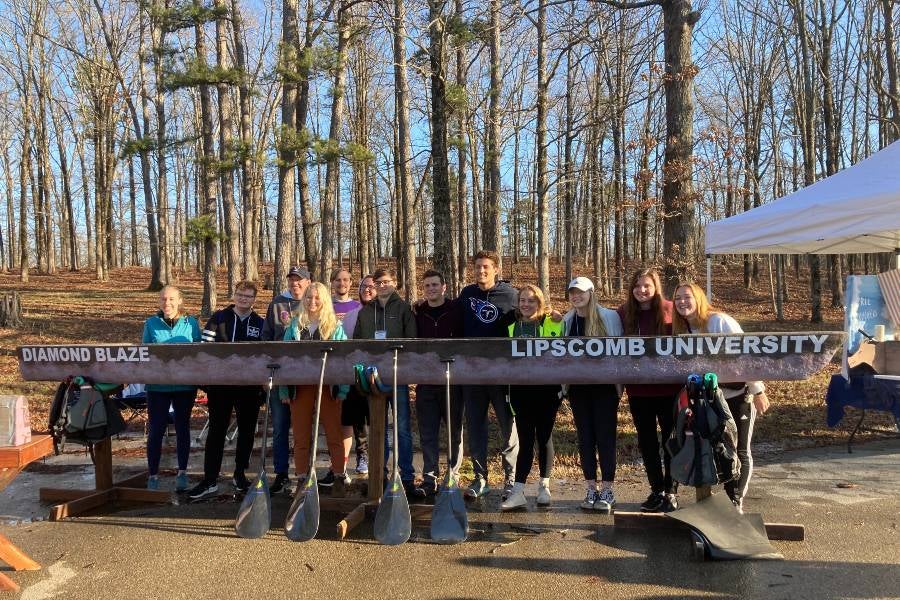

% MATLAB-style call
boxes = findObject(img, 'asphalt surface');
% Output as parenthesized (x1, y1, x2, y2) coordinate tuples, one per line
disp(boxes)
(2, 436, 899, 600)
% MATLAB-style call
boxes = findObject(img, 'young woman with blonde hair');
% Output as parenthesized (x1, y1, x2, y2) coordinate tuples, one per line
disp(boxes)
(282, 282, 351, 489)
(672, 282, 770, 513)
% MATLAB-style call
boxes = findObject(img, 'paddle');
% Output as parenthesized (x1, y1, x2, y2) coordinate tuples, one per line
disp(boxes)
(431, 358, 468, 544)
(373, 345, 411, 545)
(235, 363, 280, 539)
(284, 347, 332, 542)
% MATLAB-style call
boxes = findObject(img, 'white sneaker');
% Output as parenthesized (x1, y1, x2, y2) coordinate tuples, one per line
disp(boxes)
(580, 488, 598, 510)
(500, 483, 527, 511)
(594, 487, 615, 512)
(536, 482, 551, 506)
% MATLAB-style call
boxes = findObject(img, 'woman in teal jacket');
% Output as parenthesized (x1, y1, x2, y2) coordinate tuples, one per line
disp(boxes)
(501, 284, 564, 511)
(281, 282, 351, 489)
(141, 286, 201, 491)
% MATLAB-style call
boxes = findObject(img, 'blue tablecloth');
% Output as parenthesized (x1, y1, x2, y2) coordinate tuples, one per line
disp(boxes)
(825, 374, 900, 427)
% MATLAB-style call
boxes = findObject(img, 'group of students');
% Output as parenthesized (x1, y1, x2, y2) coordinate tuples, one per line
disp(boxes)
(139, 250, 770, 514)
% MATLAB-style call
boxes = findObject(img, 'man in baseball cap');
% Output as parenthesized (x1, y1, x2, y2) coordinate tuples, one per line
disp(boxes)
(261, 265, 310, 494)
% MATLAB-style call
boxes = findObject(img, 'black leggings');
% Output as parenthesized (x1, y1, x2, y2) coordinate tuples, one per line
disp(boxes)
(509, 385, 562, 483)
(724, 395, 755, 503)
(628, 394, 677, 494)
(568, 384, 620, 482)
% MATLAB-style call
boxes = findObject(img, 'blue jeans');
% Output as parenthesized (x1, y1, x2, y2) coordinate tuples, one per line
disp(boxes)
(269, 392, 292, 475)
(384, 385, 414, 482)
(146, 389, 196, 475)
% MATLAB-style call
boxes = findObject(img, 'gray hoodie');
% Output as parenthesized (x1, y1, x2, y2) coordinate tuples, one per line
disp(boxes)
(261, 291, 304, 341)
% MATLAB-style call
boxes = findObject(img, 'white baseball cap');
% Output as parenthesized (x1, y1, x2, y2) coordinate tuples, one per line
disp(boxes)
(567, 276, 594, 292)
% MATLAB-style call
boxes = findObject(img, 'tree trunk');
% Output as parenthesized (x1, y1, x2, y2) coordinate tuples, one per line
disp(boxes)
(151, 1, 173, 288)
(482, 0, 502, 262)
(430, 0, 453, 282)
(393, 0, 417, 300)
(275, 0, 300, 288)
(535, 0, 550, 293)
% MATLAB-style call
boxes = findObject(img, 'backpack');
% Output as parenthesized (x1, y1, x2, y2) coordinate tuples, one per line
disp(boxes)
(50, 377, 127, 452)
(667, 373, 741, 487)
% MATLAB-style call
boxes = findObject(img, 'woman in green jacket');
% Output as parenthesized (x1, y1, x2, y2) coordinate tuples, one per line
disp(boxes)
(501, 284, 564, 510)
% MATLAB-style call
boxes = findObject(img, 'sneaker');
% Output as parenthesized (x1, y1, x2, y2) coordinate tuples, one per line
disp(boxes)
(147, 476, 160, 491)
(580, 488, 598, 510)
(732, 497, 743, 514)
(232, 471, 251, 492)
(661, 493, 679, 513)
(175, 472, 189, 492)
(594, 487, 615, 512)
(640, 491, 666, 513)
(501, 479, 516, 501)
(270, 472, 290, 494)
(319, 470, 337, 487)
(188, 480, 219, 500)
(355, 454, 369, 475)
(402, 480, 417, 498)
(464, 477, 490, 499)
(536, 482, 552, 506)
(413, 480, 438, 498)
(500, 484, 527, 511)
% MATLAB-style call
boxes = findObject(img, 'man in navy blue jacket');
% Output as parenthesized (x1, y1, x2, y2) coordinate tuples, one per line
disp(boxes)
(188, 281, 266, 500)
(457, 251, 519, 500)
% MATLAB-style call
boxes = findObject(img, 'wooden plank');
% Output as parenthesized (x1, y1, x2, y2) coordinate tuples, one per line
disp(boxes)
(0, 532, 40, 571)
(115, 472, 149, 488)
(0, 435, 53, 469)
(319, 496, 383, 513)
(115, 487, 172, 504)
(367, 391, 386, 502)
(39, 488, 96, 502)
(93, 438, 113, 490)
(16, 333, 844, 386)
(336, 502, 371, 540)
(0, 571, 19, 592)
(49, 489, 113, 521)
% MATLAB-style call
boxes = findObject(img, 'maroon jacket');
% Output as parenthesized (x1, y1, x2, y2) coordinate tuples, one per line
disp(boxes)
(415, 298, 463, 339)
(617, 299, 682, 398)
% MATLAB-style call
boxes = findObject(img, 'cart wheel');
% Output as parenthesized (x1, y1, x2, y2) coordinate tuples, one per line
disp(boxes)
(691, 531, 708, 560)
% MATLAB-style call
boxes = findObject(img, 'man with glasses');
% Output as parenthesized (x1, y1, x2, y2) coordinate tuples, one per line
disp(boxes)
(352, 268, 418, 496)
(261, 265, 310, 494)
(189, 281, 266, 500)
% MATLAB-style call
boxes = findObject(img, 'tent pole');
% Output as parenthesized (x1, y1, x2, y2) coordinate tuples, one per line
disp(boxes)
(706, 255, 712, 300)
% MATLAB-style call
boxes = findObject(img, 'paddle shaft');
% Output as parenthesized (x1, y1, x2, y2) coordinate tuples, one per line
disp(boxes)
(258, 364, 279, 473)
(391, 348, 400, 477)
(307, 349, 330, 480)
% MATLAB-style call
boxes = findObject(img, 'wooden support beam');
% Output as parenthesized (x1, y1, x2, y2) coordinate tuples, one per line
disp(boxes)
(49, 489, 113, 520)
(336, 502, 373, 540)
(0, 532, 41, 571)
(0, 571, 19, 593)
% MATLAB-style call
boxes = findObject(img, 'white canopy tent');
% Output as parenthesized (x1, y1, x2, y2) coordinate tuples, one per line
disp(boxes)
(704, 140, 900, 296)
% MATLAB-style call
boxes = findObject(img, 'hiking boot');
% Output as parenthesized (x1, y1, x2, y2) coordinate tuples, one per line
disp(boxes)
(536, 482, 552, 506)
(413, 480, 438, 498)
(500, 483, 527, 511)
(147, 476, 160, 491)
(640, 491, 666, 513)
(355, 454, 369, 475)
(661, 493, 679, 513)
(270, 472, 290, 494)
(175, 472, 189, 492)
(232, 471, 251, 493)
(580, 488, 598, 510)
(594, 487, 615, 512)
(500, 479, 516, 501)
(464, 477, 489, 499)
(188, 480, 219, 501)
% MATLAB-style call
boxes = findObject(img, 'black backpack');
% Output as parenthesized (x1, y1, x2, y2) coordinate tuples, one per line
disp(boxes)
(49, 377, 127, 454)
(668, 373, 741, 487)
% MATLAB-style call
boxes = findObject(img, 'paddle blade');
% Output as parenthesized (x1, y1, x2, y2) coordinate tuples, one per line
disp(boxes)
(373, 476, 411, 546)
(284, 474, 320, 542)
(235, 473, 271, 539)
(430, 473, 468, 544)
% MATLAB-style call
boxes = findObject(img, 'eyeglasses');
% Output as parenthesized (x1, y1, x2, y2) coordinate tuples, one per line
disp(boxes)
(235, 293, 256, 300)
(374, 280, 393, 286)
(361, 285, 376, 291)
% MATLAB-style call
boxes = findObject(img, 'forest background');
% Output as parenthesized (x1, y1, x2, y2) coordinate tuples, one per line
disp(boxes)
(1, 0, 899, 474)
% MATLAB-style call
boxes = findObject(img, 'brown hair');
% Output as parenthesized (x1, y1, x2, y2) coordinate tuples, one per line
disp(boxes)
(373, 267, 396, 281)
(422, 269, 445, 284)
(472, 250, 500, 267)
(330, 268, 352, 283)
(623, 268, 667, 335)
(235, 280, 258, 296)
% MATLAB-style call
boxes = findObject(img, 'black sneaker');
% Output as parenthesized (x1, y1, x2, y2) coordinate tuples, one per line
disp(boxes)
(319, 470, 336, 487)
(270, 472, 290, 494)
(403, 480, 417, 498)
(413, 480, 437, 498)
(640, 491, 666, 513)
(187, 480, 219, 501)
(232, 471, 251, 492)
(661, 493, 679, 513)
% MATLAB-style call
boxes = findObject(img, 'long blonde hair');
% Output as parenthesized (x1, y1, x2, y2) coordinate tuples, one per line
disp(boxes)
(671, 282, 712, 334)
(569, 284, 608, 336)
(299, 282, 338, 339)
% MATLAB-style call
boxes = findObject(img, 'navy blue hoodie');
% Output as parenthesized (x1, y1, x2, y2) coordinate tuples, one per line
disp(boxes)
(457, 281, 518, 337)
